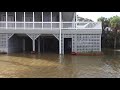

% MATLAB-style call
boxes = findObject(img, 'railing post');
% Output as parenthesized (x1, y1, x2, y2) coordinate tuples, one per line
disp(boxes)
(24, 12, 25, 29)
(23, 38, 25, 52)
(6, 12, 7, 29)
(51, 12, 52, 30)
(76, 12, 77, 30)
(74, 12, 76, 29)
(42, 12, 43, 29)
(33, 12, 34, 29)
(15, 12, 16, 29)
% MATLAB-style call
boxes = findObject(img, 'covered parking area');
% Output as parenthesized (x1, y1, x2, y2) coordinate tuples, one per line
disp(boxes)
(8, 33, 59, 54)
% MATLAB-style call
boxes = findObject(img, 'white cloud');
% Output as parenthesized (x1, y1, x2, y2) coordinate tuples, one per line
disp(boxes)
(77, 12, 120, 22)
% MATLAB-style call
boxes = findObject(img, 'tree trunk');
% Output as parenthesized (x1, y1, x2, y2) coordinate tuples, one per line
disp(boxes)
(114, 28, 117, 49)
(114, 36, 117, 49)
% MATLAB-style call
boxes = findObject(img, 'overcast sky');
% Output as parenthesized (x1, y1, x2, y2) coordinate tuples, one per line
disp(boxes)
(77, 12, 120, 22)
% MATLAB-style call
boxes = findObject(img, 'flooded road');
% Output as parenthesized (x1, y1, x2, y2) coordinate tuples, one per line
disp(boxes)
(0, 49, 120, 78)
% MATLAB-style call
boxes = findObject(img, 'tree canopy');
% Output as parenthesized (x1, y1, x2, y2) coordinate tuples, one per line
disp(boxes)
(97, 15, 120, 49)
(109, 16, 120, 30)
(97, 17, 109, 30)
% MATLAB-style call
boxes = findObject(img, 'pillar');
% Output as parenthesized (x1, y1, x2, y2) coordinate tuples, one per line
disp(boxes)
(23, 38, 25, 52)
(43, 38, 44, 52)
(32, 39, 35, 51)
(38, 37, 40, 53)
(99, 34, 101, 52)
(59, 12, 62, 54)
(26, 34, 40, 53)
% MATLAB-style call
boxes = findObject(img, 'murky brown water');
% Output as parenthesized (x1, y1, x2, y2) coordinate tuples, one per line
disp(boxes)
(0, 49, 120, 78)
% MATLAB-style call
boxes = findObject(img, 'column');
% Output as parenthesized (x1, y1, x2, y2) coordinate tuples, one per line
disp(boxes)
(32, 39, 35, 51)
(59, 12, 62, 54)
(6, 12, 7, 29)
(15, 12, 16, 29)
(6, 34, 8, 53)
(38, 37, 40, 53)
(43, 37, 44, 53)
(61, 34, 64, 54)
(100, 34, 101, 51)
(27, 34, 40, 53)
(23, 38, 25, 52)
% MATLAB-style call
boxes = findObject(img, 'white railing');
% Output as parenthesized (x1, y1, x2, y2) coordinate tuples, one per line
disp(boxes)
(16, 22, 24, 28)
(0, 21, 6, 28)
(76, 22, 102, 29)
(0, 21, 102, 29)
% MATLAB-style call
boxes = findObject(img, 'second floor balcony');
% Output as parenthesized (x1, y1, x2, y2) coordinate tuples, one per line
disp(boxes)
(0, 12, 102, 30)
(0, 21, 102, 30)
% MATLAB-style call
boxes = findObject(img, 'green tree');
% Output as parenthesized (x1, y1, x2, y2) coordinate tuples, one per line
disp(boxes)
(109, 16, 120, 49)
(97, 17, 109, 30)
(97, 17, 110, 48)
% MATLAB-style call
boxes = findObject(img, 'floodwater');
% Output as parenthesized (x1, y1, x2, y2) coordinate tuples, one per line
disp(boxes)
(0, 49, 120, 78)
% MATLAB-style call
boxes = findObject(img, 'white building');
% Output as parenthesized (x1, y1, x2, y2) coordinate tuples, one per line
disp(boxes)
(0, 12, 102, 54)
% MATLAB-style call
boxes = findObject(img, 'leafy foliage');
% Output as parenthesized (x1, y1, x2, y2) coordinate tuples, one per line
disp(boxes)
(97, 16, 120, 49)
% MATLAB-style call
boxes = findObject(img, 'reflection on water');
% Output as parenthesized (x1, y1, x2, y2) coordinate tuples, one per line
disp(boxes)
(0, 50, 120, 78)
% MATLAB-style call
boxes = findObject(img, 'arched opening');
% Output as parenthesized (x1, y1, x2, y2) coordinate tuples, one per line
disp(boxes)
(35, 34, 59, 54)
(8, 34, 32, 53)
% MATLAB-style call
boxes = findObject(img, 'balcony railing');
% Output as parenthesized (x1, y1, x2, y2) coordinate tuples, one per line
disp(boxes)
(0, 21, 102, 30)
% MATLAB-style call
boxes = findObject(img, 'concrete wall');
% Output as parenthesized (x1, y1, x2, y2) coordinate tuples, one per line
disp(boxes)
(0, 34, 8, 53)
(54, 33, 101, 54)
(0, 33, 102, 54)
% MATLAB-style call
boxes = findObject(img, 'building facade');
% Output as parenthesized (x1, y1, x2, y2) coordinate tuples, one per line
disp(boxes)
(0, 12, 102, 54)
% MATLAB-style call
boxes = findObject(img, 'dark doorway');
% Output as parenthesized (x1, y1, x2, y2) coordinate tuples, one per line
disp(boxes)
(64, 38, 72, 54)
(36, 35, 59, 53)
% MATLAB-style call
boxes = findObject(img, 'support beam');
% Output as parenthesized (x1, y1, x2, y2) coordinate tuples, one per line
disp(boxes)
(23, 38, 25, 52)
(43, 37, 44, 53)
(6, 38, 8, 53)
(100, 35, 101, 51)
(59, 12, 62, 54)
(26, 34, 40, 52)
(38, 37, 40, 53)
(32, 40, 35, 51)
(7, 33, 14, 40)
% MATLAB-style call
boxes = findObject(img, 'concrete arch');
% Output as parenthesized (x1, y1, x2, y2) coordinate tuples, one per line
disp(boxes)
(36, 34, 59, 54)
